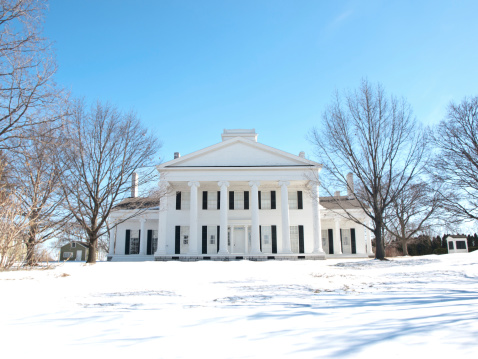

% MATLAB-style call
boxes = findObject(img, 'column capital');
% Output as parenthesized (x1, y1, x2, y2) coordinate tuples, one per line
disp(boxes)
(248, 180, 261, 188)
(278, 180, 290, 187)
(188, 181, 200, 188)
(139, 218, 147, 223)
(218, 180, 230, 188)
(307, 180, 321, 189)
(159, 180, 170, 187)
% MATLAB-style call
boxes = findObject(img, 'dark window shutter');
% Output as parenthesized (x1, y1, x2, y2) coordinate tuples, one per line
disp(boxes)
(259, 225, 262, 252)
(271, 191, 276, 209)
(298, 225, 304, 253)
(244, 191, 249, 210)
(229, 191, 234, 210)
(298, 191, 303, 209)
(328, 229, 334, 254)
(175, 226, 180, 254)
(125, 230, 130, 255)
(351, 228, 356, 254)
(217, 191, 220, 210)
(217, 226, 220, 252)
(258, 191, 262, 209)
(176, 191, 181, 210)
(202, 191, 208, 210)
(271, 225, 277, 253)
(147, 230, 152, 255)
(202, 226, 207, 254)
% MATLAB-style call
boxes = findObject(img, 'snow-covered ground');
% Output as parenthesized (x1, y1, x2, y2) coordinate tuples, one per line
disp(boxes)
(1, 253, 477, 358)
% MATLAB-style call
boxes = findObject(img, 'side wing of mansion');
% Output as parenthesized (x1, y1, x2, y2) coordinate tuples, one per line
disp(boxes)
(108, 129, 374, 261)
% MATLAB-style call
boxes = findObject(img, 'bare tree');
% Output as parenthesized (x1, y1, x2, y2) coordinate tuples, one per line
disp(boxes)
(0, 155, 28, 269)
(7, 124, 70, 265)
(433, 96, 478, 221)
(0, 0, 64, 150)
(310, 79, 428, 260)
(60, 100, 160, 263)
(384, 181, 443, 255)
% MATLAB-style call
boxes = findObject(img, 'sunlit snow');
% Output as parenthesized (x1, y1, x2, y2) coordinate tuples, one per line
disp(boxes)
(1, 253, 477, 358)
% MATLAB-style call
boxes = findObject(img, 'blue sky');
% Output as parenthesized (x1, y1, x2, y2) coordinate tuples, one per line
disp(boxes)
(44, 0, 478, 164)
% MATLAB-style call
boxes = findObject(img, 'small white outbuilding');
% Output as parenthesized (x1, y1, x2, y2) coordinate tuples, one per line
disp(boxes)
(445, 235, 469, 254)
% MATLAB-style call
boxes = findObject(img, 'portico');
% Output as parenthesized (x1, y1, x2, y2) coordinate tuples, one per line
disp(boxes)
(153, 177, 325, 260)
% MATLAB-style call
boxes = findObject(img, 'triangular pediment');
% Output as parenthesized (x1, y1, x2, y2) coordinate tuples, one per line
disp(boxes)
(159, 137, 319, 168)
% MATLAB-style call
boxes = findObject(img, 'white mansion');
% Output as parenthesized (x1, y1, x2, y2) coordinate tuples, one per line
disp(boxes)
(108, 129, 374, 261)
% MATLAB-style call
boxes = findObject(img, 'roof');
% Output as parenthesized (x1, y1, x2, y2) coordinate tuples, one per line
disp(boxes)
(158, 136, 321, 169)
(320, 196, 363, 210)
(445, 235, 468, 239)
(61, 241, 89, 249)
(113, 197, 159, 210)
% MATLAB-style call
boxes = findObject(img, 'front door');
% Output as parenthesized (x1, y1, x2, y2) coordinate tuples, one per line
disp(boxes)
(233, 227, 246, 254)
(76, 250, 82, 261)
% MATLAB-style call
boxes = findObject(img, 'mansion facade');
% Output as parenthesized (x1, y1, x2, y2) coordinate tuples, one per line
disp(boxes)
(108, 129, 374, 261)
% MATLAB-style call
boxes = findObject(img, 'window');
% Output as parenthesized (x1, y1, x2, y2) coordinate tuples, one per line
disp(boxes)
(180, 226, 190, 253)
(290, 226, 299, 253)
(207, 226, 218, 253)
(289, 191, 298, 209)
(456, 241, 466, 249)
(63, 252, 73, 259)
(208, 191, 218, 210)
(261, 191, 271, 209)
(261, 226, 272, 253)
(151, 230, 158, 254)
(71, 242, 76, 248)
(130, 230, 140, 254)
(234, 191, 244, 210)
(342, 229, 350, 245)
(181, 191, 190, 210)
(448, 241, 454, 250)
(321, 229, 328, 249)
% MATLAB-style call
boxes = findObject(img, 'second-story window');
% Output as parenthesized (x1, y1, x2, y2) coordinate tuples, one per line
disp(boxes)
(176, 191, 190, 210)
(234, 191, 244, 210)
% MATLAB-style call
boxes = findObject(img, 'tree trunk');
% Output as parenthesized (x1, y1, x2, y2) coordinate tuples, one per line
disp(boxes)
(87, 236, 97, 264)
(25, 240, 35, 266)
(25, 222, 38, 266)
(401, 240, 409, 255)
(374, 223, 385, 260)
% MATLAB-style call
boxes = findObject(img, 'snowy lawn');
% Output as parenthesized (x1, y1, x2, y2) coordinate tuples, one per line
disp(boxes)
(1, 253, 477, 358)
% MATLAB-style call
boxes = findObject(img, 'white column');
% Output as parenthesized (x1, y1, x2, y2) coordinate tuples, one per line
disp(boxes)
(108, 221, 115, 256)
(230, 225, 235, 253)
(139, 218, 147, 255)
(249, 181, 261, 254)
(244, 225, 249, 254)
(334, 218, 343, 254)
(218, 181, 230, 254)
(309, 182, 324, 254)
(155, 183, 168, 255)
(188, 181, 200, 255)
(279, 180, 292, 253)
(364, 219, 373, 255)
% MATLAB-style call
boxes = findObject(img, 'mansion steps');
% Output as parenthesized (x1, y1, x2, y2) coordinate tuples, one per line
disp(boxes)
(108, 129, 374, 261)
